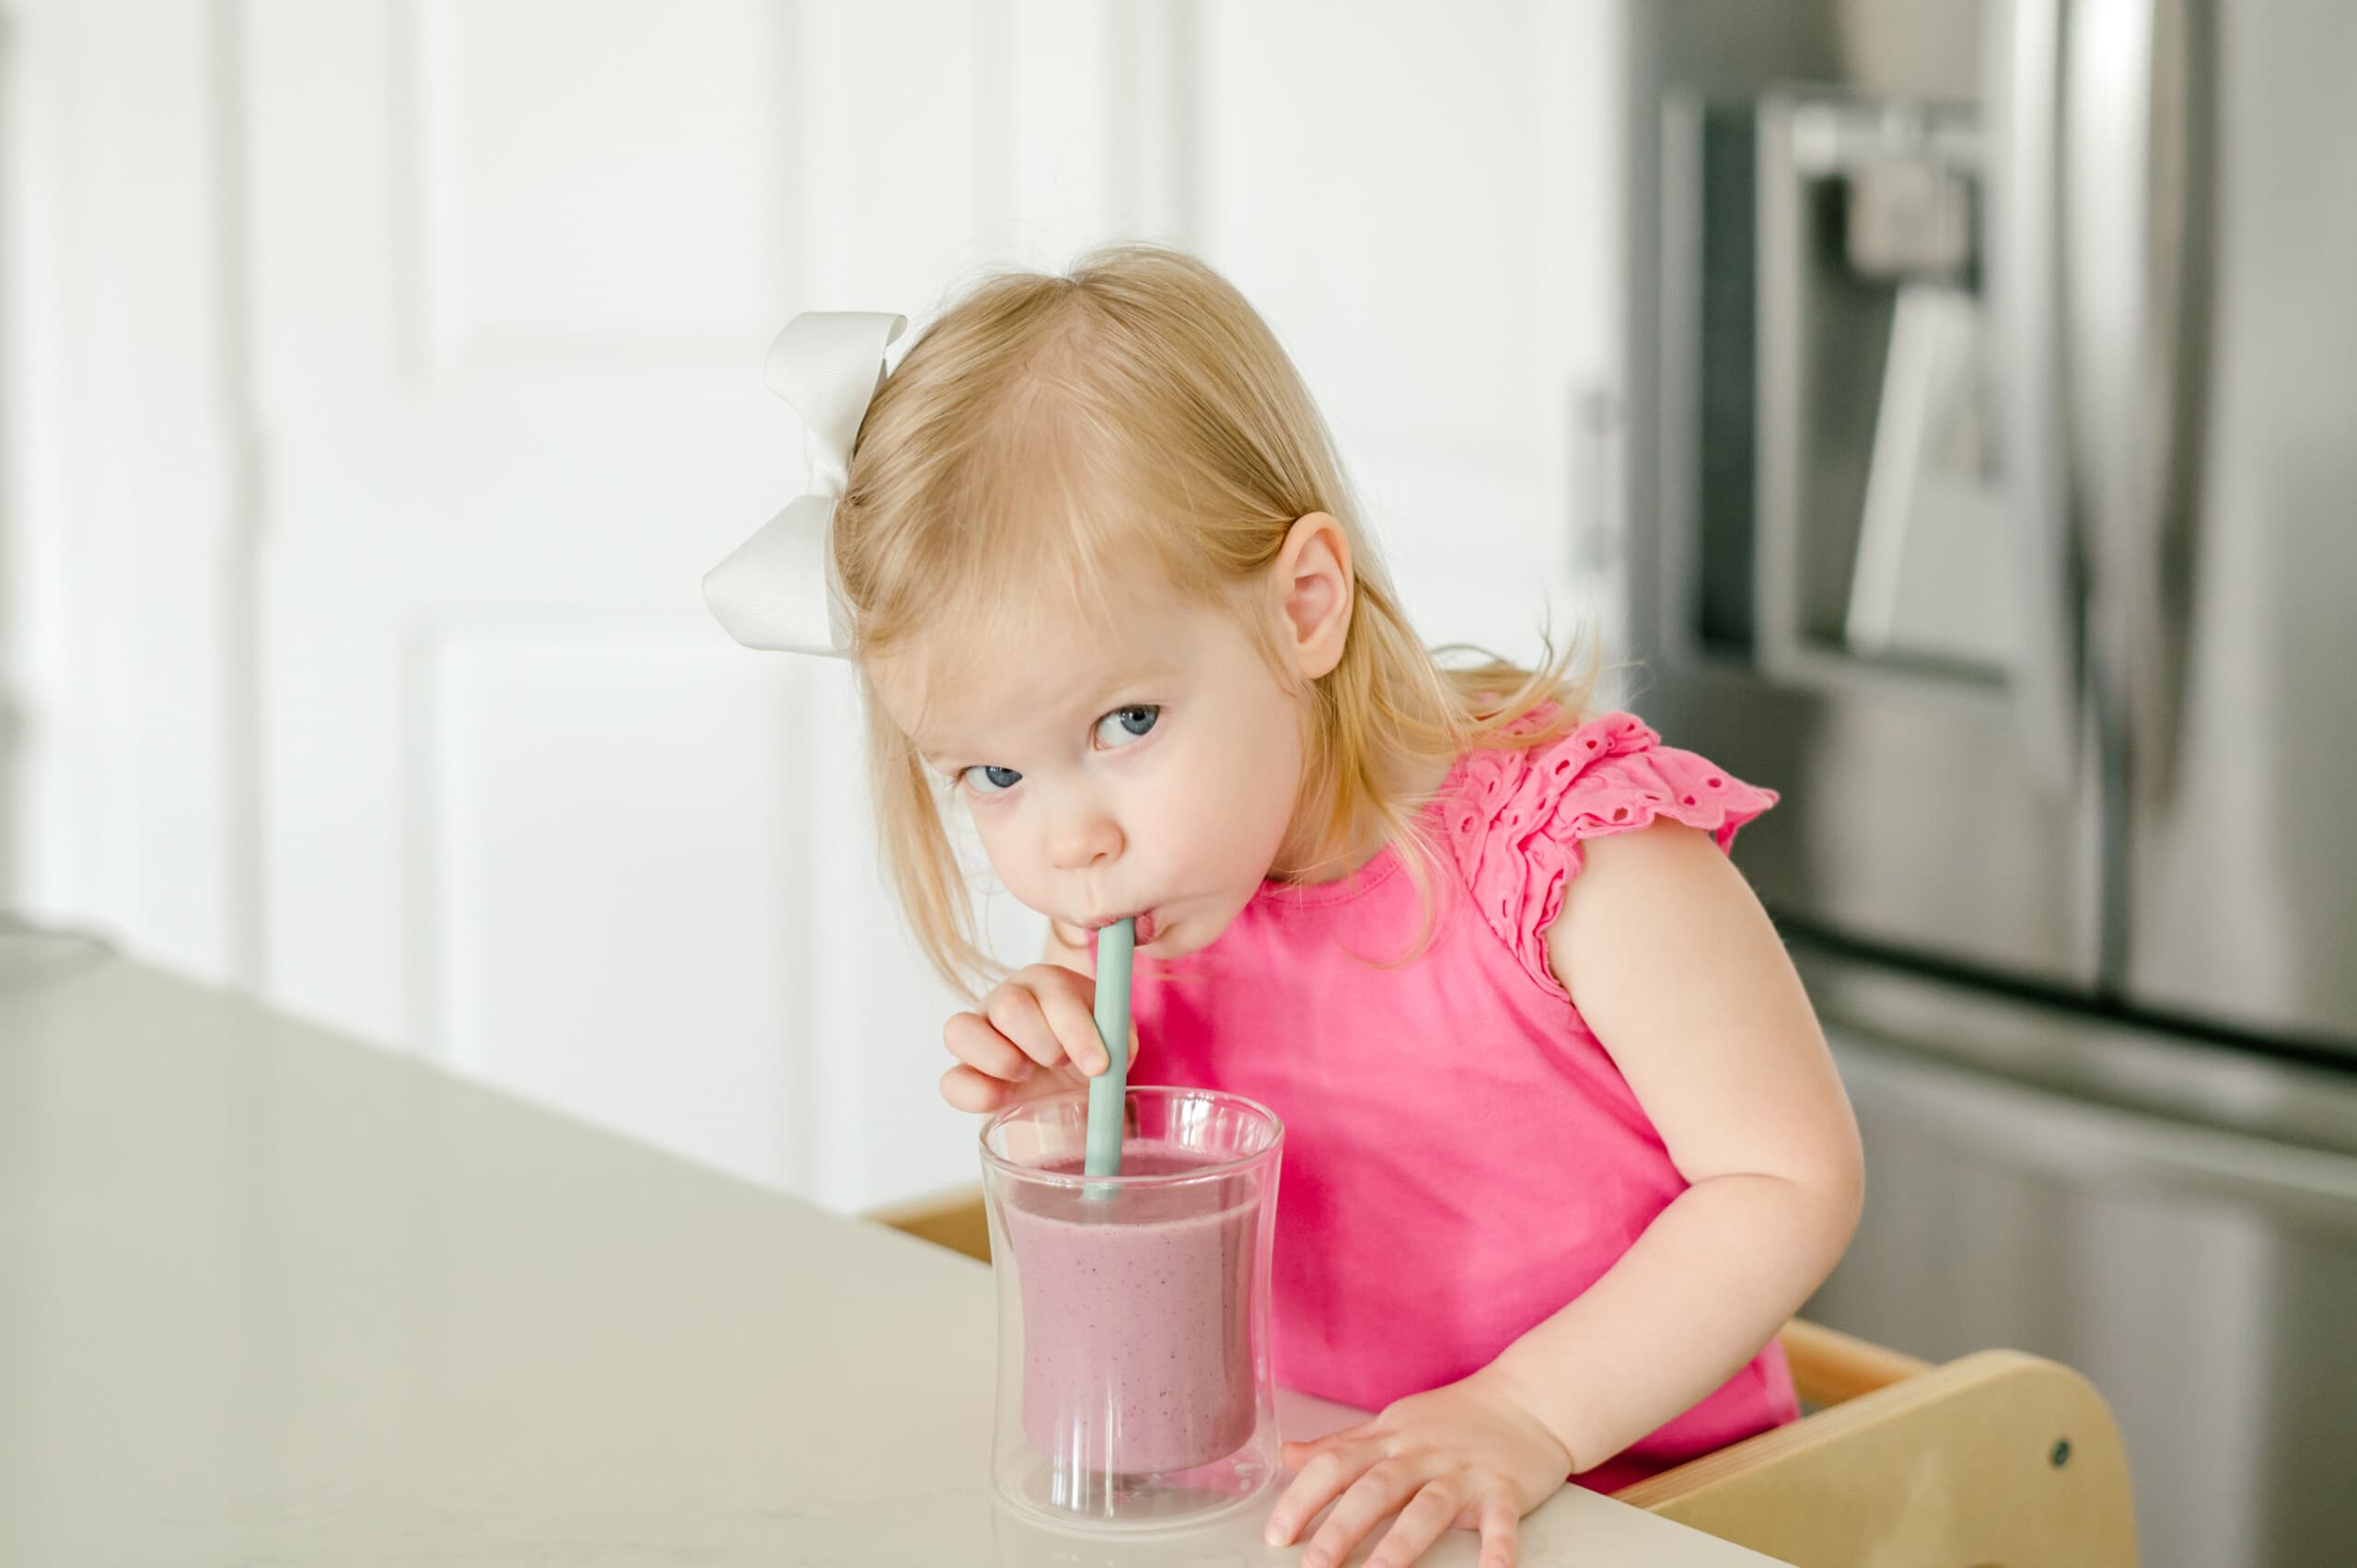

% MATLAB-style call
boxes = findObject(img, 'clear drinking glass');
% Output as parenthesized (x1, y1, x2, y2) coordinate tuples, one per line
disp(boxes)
(980, 1086, 1284, 1533)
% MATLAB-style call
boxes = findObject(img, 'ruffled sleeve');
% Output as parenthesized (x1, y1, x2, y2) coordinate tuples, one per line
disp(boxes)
(1439, 710, 1779, 1001)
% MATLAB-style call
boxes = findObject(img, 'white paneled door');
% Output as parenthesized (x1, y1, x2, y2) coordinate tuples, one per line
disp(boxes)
(231, 0, 1124, 1206)
(14, 0, 1621, 1211)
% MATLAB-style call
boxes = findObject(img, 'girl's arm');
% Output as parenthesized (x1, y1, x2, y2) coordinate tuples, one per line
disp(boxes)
(1264, 819, 1862, 1568)
(1486, 819, 1865, 1469)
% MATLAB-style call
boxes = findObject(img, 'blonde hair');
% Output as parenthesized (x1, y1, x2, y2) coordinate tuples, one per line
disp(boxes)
(832, 242, 1596, 994)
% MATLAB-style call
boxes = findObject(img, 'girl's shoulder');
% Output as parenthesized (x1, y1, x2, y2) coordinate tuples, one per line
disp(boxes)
(1435, 708, 1778, 1000)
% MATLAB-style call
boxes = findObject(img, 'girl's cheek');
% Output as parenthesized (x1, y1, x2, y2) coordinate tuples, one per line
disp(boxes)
(1148, 779, 1217, 854)
(969, 813, 1032, 887)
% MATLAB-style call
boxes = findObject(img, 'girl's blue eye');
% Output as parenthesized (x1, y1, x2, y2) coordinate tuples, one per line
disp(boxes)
(963, 764, 1023, 796)
(1096, 704, 1160, 749)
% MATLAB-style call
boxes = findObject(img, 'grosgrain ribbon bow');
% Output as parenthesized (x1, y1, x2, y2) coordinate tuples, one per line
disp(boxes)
(702, 310, 909, 656)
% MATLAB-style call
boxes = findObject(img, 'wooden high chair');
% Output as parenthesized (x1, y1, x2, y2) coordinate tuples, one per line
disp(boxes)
(865, 1186, 2138, 1568)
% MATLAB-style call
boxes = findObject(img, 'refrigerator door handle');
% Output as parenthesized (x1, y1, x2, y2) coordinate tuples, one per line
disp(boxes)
(1986, 0, 2084, 794)
(2063, 0, 2209, 806)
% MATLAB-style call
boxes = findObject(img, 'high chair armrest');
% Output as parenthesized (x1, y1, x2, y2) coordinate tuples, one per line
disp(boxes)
(1613, 1349, 2137, 1568)
(1775, 1315, 1930, 1407)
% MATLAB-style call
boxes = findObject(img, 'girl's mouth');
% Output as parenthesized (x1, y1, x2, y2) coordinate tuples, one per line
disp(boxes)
(1096, 911, 1158, 946)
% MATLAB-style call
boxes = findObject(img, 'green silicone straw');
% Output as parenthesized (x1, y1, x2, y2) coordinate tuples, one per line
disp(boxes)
(1082, 916, 1136, 1191)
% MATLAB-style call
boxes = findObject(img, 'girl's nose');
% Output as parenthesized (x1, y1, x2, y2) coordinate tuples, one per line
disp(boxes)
(1048, 807, 1124, 872)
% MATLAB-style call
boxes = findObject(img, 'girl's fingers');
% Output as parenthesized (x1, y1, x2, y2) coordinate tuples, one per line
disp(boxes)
(1277, 1422, 1367, 1478)
(944, 1010, 1036, 1081)
(1303, 1462, 1418, 1568)
(1029, 978, 1110, 1075)
(1264, 1435, 1373, 1546)
(1476, 1491, 1520, 1568)
(981, 984, 1062, 1069)
(1365, 1481, 1461, 1568)
(938, 1063, 1014, 1113)
(940, 958, 1141, 1112)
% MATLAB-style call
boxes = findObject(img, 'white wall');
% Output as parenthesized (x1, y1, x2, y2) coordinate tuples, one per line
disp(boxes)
(1, 0, 1627, 1212)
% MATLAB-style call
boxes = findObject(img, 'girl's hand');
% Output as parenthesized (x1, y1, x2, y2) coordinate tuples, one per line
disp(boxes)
(1265, 1368, 1574, 1568)
(940, 962, 1133, 1114)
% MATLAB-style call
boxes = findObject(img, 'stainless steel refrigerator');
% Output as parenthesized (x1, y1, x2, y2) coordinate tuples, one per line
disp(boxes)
(1620, 3, 2357, 1563)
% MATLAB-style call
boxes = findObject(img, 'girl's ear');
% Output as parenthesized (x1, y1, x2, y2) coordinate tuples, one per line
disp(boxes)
(1271, 512, 1353, 680)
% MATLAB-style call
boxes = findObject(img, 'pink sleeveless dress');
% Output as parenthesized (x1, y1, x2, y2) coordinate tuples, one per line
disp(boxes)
(1128, 709, 1794, 1493)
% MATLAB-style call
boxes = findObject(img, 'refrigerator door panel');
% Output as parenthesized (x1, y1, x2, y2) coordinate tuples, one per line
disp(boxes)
(1644, 668, 2105, 982)
(1629, 0, 2106, 988)
(1796, 950, 2357, 1568)
(2121, 0, 2357, 1054)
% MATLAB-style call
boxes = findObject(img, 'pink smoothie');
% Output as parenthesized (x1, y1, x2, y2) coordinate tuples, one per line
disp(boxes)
(1002, 1142, 1261, 1476)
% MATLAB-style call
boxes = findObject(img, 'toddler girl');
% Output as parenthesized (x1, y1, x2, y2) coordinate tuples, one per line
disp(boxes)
(705, 245, 1863, 1568)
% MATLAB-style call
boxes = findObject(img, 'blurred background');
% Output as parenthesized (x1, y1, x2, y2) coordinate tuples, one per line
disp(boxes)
(1, 0, 1630, 1210)
(6, 3, 2357, 1564)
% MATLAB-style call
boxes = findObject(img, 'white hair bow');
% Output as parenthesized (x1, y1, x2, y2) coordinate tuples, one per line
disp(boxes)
(702, 310, 909, 656)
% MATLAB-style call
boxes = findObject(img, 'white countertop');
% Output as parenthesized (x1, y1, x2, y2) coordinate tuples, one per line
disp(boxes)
(0, 952, 1784, 1566)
